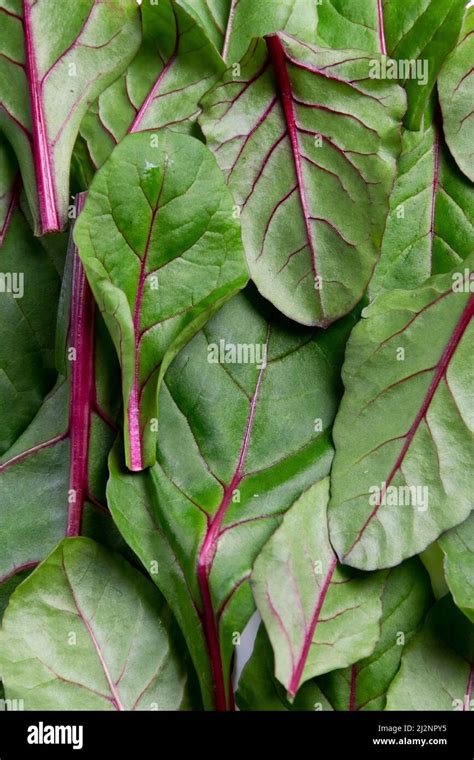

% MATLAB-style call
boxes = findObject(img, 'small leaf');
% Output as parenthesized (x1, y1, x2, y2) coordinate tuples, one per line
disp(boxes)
(386, 595, 474, 711)
(439, 513, 474, 623)
(317, 558, 433, 710)
(438, 7, 474, 182)
(75, 130, 248, 471)
(251, 478, 386, 698)
(371, 124, 474, 294)
(0, 0, 141, 233)
(0, 538, 195, 710)
(200, 33, 405, 327)
(330, 260, 474, 570)
(108, 288, 356, 709)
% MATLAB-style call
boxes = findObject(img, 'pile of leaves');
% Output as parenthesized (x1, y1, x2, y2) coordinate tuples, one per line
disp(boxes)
(0, 0, 472, 712)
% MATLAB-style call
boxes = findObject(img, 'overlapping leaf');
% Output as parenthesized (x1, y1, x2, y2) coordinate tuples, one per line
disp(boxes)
(252, 479, 386, 698)
(315, 0, 384, 54)
(439, 513, 474, 623)
(330, 260, 474, 571)
(75, 130, 248, 472)
(0, 538, 196, 710)
(0, 134, 20, 245)
(386, 595, 473, 710)
(0, 0, 141, 233)
(371, 123, 474, 294)
(438, 7, 474, 182)
(200, 33, 405, 327)
(317, 558, 433, 710)
(80, 0, 224, 171)
(107, 289, 356, 709)
(181, 0, 317, 62)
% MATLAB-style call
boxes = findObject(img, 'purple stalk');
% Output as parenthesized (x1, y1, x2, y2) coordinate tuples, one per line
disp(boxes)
(377, 0, 387, 56)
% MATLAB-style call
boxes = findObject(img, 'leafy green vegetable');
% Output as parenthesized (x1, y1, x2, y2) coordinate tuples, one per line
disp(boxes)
(0, 538, 196, 710)
(330, 260, 473, 570)
(75, 130, 248, 471)
(386, 595, 473, 710)
(439, 513, 474, 623)
(0, 0, 141, 233)
(438, 7, 474, 182)
(200, 33, 404, 327)
(107, 289, 355, 708)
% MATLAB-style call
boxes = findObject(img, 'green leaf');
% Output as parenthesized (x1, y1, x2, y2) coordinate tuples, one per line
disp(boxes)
(371, 124, 474, 294)
(75, 130, 248, 472)
(329, 260, 474, 570)
(383, 0, 466, 130)
(236, 624, 333, 711)
(80, 0, 224, 171)
(107, 288, 356, 709)
(180, 0, 318, 62)
(0, 0, 141, 233)
(438, 8, 474, 182)
(251, 479, 386, 698)
(317, 558, 433, 710)
(199, 34, 405, 327)
(315, 0, 383, 53)
(0, 133, 20, 245)
(439, 513, 474, 623)
(0, 538, 195, 710)
(420, 541, 449, 599)
(386, 595, 473, 710)
(0, 206, 61, 455)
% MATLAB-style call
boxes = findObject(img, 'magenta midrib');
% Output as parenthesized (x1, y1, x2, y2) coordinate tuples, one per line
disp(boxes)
(288, 556, 338, 697)
(196, 330, 269, 710)
(23, 0, 59, 234)
(266, 36, 323, 313)
(377, 0, 387, 55)
(464, 664, 473, 711)
(349, 663, 358, 710)
(347, 291, 474, 558)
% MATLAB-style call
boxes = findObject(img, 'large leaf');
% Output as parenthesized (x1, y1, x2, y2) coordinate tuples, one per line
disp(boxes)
(371, 124, 474, 294)
(439, 513, 474, 623)
(0, 538, 195, 710)
(0, 134, 20, 245)
(108, 289, 356, 709)
(80, 0, 224, 171)
(180, 0, 318, 62)
(0, 0, 141, 233)
(386, 595, 473, 711)
(236, 625, 333, 711)
(0, 206, 61, 455)
(329, 261, 474, 571)
(317, 558, 433, 710)
(0, 202, 121, 592)
(438, 7, 474, 182)
(75, 130, 248, 472)
(251, 479, 386, 698)
(200, 33, 405, 327)
(383, 0, 466, 130)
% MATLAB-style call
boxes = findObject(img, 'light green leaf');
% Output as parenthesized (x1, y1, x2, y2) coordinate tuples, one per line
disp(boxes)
(0, 538, 195, 710)
(330, 260, 474, 570)
(0, 0, 141, 233)
(438, 7, 474, 181)
(200, 34, 404, 327)
(440, 513, 474, 623)
(107, 288, 356, 709)
(75, 130, 248, 472)
(386, 595, 473, 710)
(251, 478, 386, 698)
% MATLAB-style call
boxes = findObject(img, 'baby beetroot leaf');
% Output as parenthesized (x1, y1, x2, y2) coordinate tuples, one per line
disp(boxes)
(386, 595, 474, 710)
(438, 7, 474, 182)
(0, 538, 197, 710)
(439, 513, 474, 624)
(199, 33, 405, 327)
(251, 479, 386, 699)
(107, 289, 357, 709)
(75, 130, 248, 472)
(329, 260, 473, 570)
(0, 135, 21, 246)
(371, 123, 474, 294)
(80, 0, 224, 171)
(0, 0, 141, 234)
